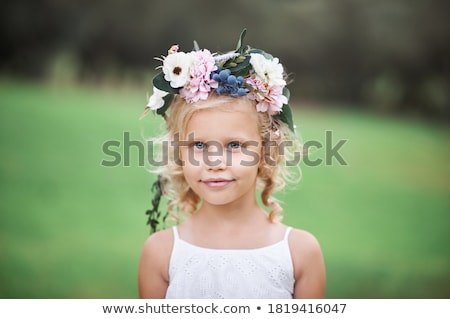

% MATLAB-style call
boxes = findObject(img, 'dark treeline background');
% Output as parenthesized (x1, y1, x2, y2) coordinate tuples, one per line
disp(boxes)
(1, 0, 450, 300)
(1, 0, 449, 118)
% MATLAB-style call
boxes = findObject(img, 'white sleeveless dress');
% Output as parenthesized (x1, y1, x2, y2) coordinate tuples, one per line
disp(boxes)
(165, 226, 295, 299)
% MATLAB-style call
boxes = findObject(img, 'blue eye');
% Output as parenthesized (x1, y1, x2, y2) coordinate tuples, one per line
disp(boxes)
(192, 141, 206, 150)
(227, 141, 241, 150)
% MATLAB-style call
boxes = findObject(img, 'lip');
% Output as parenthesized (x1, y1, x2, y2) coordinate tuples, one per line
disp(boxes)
(201, 178, 234, 189)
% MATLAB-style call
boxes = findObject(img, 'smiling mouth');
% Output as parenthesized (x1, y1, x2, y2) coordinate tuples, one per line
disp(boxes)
(202, 179, 234, 188)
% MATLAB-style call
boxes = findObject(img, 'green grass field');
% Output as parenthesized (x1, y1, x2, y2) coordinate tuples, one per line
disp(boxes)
(0, 79, 449, 298)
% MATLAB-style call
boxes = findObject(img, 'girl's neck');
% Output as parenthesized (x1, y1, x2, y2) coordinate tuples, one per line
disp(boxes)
(180, 199, 279, 249)
(195, 195, 265, 226)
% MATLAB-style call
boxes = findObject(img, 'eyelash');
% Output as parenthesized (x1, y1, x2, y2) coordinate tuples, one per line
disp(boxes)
(190, 141, 242, 151)
(191, 141, 207, 150)
(227, 141, 242, 150)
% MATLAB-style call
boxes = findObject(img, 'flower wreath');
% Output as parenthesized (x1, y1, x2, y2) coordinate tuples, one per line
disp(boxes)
(142, 29, 294, 132)
(143, 30, 295, 233)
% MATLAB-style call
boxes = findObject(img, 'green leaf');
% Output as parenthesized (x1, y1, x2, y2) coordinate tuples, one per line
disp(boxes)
(193, 40, 200, 51)
(275, 87, 295, 132)
(228, 55, 251, 76)
(152, 72, 178, 94)
(275, 103, 295, 132)
(156, 94, 174, 115)
(282, 86, 291, 100)
(235, 29, 247, 53)
(248, 48, 274, 60)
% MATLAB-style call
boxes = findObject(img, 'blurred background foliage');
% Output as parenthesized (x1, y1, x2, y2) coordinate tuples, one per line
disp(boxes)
(0, 0, 449, 299)
(1, 0, 449, 117)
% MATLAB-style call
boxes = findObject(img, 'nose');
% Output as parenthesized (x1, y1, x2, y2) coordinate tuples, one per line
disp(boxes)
(204, 143, 227, 170)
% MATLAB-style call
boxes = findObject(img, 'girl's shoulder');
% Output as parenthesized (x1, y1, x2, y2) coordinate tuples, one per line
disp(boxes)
(286, 226, 326, 297)
(287, 227, 322, 253)
(138, 228, 175, 298)
(140, 227, 175, 272)
(142, 227, 174, 254)
(287, 227, 324, 267)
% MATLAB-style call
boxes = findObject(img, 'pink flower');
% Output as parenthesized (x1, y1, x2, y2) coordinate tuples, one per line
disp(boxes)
(246, 74, 287, 114)
(180, 49, 218, 103)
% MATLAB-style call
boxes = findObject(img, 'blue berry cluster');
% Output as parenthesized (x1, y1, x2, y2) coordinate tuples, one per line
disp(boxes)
(211, 68, 247, 97)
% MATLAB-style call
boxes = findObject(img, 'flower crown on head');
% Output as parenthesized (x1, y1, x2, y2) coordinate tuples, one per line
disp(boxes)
(142, 29, 294, 132)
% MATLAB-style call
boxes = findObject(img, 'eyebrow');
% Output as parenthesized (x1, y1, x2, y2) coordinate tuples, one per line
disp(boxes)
(185, 131, 255, 139)
(185, 136, 256, 143)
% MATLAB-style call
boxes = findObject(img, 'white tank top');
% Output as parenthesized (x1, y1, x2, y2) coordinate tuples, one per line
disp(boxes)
(165, 226, 295, 299)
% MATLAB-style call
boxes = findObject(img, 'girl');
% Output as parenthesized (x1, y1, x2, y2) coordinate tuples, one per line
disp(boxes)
(138, 30, 326, 299)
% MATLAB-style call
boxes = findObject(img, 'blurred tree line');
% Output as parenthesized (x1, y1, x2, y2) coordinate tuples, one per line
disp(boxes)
(1, 0, 449, 118)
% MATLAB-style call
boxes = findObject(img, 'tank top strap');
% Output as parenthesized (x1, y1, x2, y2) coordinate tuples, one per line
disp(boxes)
(173, 226, 291, 243)
(284, 226, 293, 241)
(172, 226, 179, 240)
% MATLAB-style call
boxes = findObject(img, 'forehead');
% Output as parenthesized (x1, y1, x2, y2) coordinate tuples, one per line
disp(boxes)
(185, 101, 260, 141)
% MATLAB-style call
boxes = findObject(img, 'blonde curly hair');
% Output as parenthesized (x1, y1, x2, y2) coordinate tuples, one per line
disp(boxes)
(150, 93, 301, 223)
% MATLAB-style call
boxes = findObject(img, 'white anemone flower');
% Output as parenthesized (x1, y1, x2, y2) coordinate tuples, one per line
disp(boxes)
(147, 86, 169, 110)
(162, 52, 193, 88)
(249, 53, 286, 87)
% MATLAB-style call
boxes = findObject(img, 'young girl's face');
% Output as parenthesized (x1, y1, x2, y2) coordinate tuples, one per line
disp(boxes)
(180, 99, 262, 207)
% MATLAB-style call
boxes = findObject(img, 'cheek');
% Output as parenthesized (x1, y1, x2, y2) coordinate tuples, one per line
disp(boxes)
(180, 147, 188, 162)
(180, 148, 204, 166)
(182, 163, 198, 186)
(181, 151, 201, 178)
(238, 146, 262, 167)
